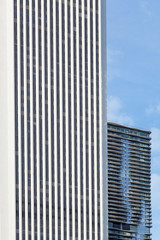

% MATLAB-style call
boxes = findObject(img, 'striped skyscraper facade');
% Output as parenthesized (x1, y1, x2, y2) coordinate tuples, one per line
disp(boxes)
(0, 1, 107, 240)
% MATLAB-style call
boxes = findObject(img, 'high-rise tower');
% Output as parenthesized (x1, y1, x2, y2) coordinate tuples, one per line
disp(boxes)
(108, 122, 152, 240)
(0, 1, 107, 239)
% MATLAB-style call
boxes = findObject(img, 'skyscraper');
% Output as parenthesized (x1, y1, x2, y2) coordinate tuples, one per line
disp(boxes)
(0, 1, 107, 239)
(108, 122, 152, 240)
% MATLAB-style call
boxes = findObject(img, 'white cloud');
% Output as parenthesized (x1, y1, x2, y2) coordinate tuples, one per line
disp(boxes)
(107, 96, 134, 126)
(151, 128, 160, 153)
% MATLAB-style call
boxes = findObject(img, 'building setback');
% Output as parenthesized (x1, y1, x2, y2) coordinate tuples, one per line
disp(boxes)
(0, 0, 107, 239)
(108, 122, 152, 240)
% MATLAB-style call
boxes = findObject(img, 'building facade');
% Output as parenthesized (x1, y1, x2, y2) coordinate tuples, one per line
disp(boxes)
(0, 0, 107, 240)
(108, 122, 152, 240)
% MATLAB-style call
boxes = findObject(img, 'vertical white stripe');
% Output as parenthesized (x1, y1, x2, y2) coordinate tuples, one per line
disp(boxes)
(59, 1, 64, 239)
(6, 0, 16, 239)
(99, 0, 104, 239)
(53, 0, 58, 238)
(23, 1, 28, 239)
(35, 0, 40, 239)
(17, 0, 22, 239)
(76, 1, 81, 239)
(87, 1, 93, 239)
(70, 1, 75, 238)
(82, 0, 87, 238)
(93, 0, 98, 238)
(29, 1, 35, 239)
(41, 1, 46, 239)
(64, 1, 70, 239)
(47, 0, 52, 239)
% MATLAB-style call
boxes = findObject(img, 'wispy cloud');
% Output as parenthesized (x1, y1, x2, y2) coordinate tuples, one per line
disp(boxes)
(146, 104, 160, 115)
(107, 49, 123, 81)
(151, 128, 160, 153)
(151, 128, 160, 239)
(152, 174, 160, 239)
(108, 96, 134, 126)
(152, 156, 160, 172)
(107, 49, 123, 64)
(152, 174, 160, 211)
(140, 0, 152, 16)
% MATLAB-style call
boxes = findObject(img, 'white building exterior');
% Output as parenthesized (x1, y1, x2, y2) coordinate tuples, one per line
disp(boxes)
(0, 1, 107, 239)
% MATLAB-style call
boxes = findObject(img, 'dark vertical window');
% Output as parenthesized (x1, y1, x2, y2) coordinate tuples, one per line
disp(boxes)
(56, 2, 61, 238)
(43, 1, 49, 238)
(50, 0, 55, 237)
(79, 0, 83, 236)
(32, 1, 37, 239)
(27, 1, 31, 238)
(73, 3, 78, 239)
(38, 0, 43, 238)
(61, 2, 66, 239)
(67, 1, 72, 237)
(90, 1, 95, 238)
(95, 1, 101, 238)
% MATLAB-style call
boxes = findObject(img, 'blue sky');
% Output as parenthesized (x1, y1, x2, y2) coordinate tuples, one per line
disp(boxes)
(107, 0, 160, 239)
